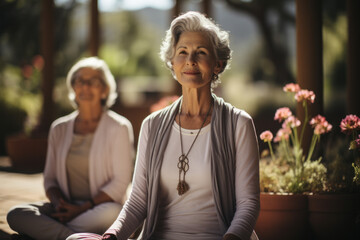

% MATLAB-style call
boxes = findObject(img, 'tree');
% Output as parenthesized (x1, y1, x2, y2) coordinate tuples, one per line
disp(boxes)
(225, 0, 295, 85)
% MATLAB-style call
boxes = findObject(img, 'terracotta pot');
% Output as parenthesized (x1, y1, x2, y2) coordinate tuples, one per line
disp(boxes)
(255, 193, 309, 240)
(308, 193, 359, 240)
(6, 134, 48, 172)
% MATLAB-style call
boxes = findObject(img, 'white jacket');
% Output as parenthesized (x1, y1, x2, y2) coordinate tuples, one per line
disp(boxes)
(43, 110, 134, 204)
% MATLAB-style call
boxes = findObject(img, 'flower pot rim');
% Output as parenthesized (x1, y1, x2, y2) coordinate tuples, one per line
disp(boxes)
(261, 192, 309, 195)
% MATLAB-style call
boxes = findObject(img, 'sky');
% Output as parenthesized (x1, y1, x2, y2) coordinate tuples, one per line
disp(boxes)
(55, 0, 174, 11)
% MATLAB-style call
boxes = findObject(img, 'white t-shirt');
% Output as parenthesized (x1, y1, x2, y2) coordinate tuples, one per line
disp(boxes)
(154, 122, 222, 239)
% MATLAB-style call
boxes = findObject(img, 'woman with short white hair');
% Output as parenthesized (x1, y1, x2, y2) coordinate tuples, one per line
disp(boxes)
(7, 57, 134, 240)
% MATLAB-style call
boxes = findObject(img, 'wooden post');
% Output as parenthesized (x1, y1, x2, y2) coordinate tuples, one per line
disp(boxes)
(38, 0, 54, 134)
(346, 0, 360, 115)
(173, 0, 181, 19)
(89, 0, 99, 56)
(295, 0, 323, 153)
(171, 0, 182, 96)
(202, 0, 211, 17)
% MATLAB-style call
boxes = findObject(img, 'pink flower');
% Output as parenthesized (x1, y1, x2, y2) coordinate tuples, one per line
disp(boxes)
(150, 95, 179, 112)
(310, 115, 326, 127)
(274, 107, 292, 122)
(310, 115, 332, 135)
(283, 83, 301, 93)
(356, 135, 360, 150)
(274, 128, 291, 142)
(22, 65, 33, 78)
(260, 130, 273, 142)
(295, 90, 315, 103)
(32, 55, 44, 70)
(340, 114, 360, 134)
(283, 116, 301, 128)
(313, 121, 332, 135)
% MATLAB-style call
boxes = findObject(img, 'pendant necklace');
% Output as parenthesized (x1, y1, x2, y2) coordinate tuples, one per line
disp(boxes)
(177, 100, 212, 195)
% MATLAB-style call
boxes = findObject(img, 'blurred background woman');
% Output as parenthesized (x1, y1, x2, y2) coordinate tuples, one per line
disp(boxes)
(7, 57, 134, 240)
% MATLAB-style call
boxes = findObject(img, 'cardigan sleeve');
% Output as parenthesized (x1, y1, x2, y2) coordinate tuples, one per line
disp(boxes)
(105, 118, 149, 239)
(43, 122, 61, 193)
(97, 115, 134, 203)
(226, 113, 260, 240)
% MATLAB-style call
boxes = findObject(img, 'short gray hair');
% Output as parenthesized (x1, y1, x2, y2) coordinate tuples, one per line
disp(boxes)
(66, 57, 117, 108)
(159, 11, 232, 88)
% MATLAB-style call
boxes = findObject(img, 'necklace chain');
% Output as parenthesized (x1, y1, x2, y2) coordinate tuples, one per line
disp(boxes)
(177, 100, 213, 195)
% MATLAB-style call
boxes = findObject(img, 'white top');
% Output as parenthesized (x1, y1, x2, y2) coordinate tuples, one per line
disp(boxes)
(66, 133, 94, 201)
(43, 110, 134, 204)
(154, 122, 221, 239)
(108, 110, 259, 240)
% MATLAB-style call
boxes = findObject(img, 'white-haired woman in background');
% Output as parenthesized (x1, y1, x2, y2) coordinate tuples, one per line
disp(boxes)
(7, 57, 134, 240)
(68, 11, 260, 240)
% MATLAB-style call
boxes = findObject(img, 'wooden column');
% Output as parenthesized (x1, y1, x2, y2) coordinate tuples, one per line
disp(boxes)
(173, 0, 181, 19)
(172, 0, 182, 96)
(202, 0, 211, 17)
(346, 0, 360, 115)
(295, 0, 323, 153)
(38, 0, 54, 134)
(89, 0, 99, 56)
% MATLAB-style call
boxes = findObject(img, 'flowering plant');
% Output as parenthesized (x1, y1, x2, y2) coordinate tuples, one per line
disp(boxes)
(339, 114, 360, 185)
(259, 83, 332, 193)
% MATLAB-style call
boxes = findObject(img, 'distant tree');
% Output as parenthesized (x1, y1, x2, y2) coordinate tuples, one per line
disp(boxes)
(0, 0, 77, 136)
(0, 0, 76, 76)
(225, 0, 295, 85)
(224, 0, 347, 86)
(100, 10, 167, 78)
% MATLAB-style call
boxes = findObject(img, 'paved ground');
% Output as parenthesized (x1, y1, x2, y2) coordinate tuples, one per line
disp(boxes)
(0, 157, 47, 240)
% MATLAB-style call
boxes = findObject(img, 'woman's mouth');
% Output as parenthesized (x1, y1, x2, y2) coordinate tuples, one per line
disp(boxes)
(183, 71, 200, 75)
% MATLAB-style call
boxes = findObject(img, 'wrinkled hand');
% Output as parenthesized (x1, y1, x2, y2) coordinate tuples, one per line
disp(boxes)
(102, 234, 117, 240)
(51, 199, 84, 223)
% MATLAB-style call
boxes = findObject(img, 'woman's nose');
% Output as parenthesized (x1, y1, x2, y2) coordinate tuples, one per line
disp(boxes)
(186, 53, 197, 65)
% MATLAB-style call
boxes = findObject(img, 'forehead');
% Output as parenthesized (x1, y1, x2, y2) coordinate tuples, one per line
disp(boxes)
(76, 67, 102, 78)
(176, 31, 212, 48)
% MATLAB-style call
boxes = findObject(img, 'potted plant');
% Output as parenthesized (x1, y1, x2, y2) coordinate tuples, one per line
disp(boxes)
(306, 114, 360, 240)
(5, 55, 49, 172)
(255, 83, 331, 240)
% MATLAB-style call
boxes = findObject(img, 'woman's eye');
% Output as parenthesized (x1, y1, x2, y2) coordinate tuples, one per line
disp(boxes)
(179, 51, 187, 55)
(198, 51, 206, 55)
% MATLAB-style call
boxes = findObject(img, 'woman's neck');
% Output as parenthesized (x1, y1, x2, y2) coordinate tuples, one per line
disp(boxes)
(180, 88, 212, 116)
(77, 104, 103, 123)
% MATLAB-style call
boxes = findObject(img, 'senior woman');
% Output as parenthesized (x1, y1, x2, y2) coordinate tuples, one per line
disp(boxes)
(7, 57, 134, 240)
(68, 11, 260, 240)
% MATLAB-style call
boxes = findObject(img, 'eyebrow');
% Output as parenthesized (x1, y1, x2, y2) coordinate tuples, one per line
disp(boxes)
(176, 45, 208, 50)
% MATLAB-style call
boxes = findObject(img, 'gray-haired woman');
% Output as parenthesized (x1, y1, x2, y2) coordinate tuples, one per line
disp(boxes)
(68, 11, 260, 240)
(7, 57, 134, 240)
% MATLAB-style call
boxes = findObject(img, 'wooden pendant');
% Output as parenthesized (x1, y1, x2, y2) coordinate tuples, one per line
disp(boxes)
(177, 180, 189, 195)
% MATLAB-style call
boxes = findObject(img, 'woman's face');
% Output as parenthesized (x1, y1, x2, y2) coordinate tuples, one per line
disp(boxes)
(72, 67, 108, 107)
(172, 31, 222, 89)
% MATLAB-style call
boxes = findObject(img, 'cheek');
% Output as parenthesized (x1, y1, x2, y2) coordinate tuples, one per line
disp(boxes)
(172, 57, 183, 67)
(172, 59, 182, 74)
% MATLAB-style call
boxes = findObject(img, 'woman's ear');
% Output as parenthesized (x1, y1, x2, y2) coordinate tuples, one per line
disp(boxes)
(214, 61, 223, 74)
(102, 86, 109, 99)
